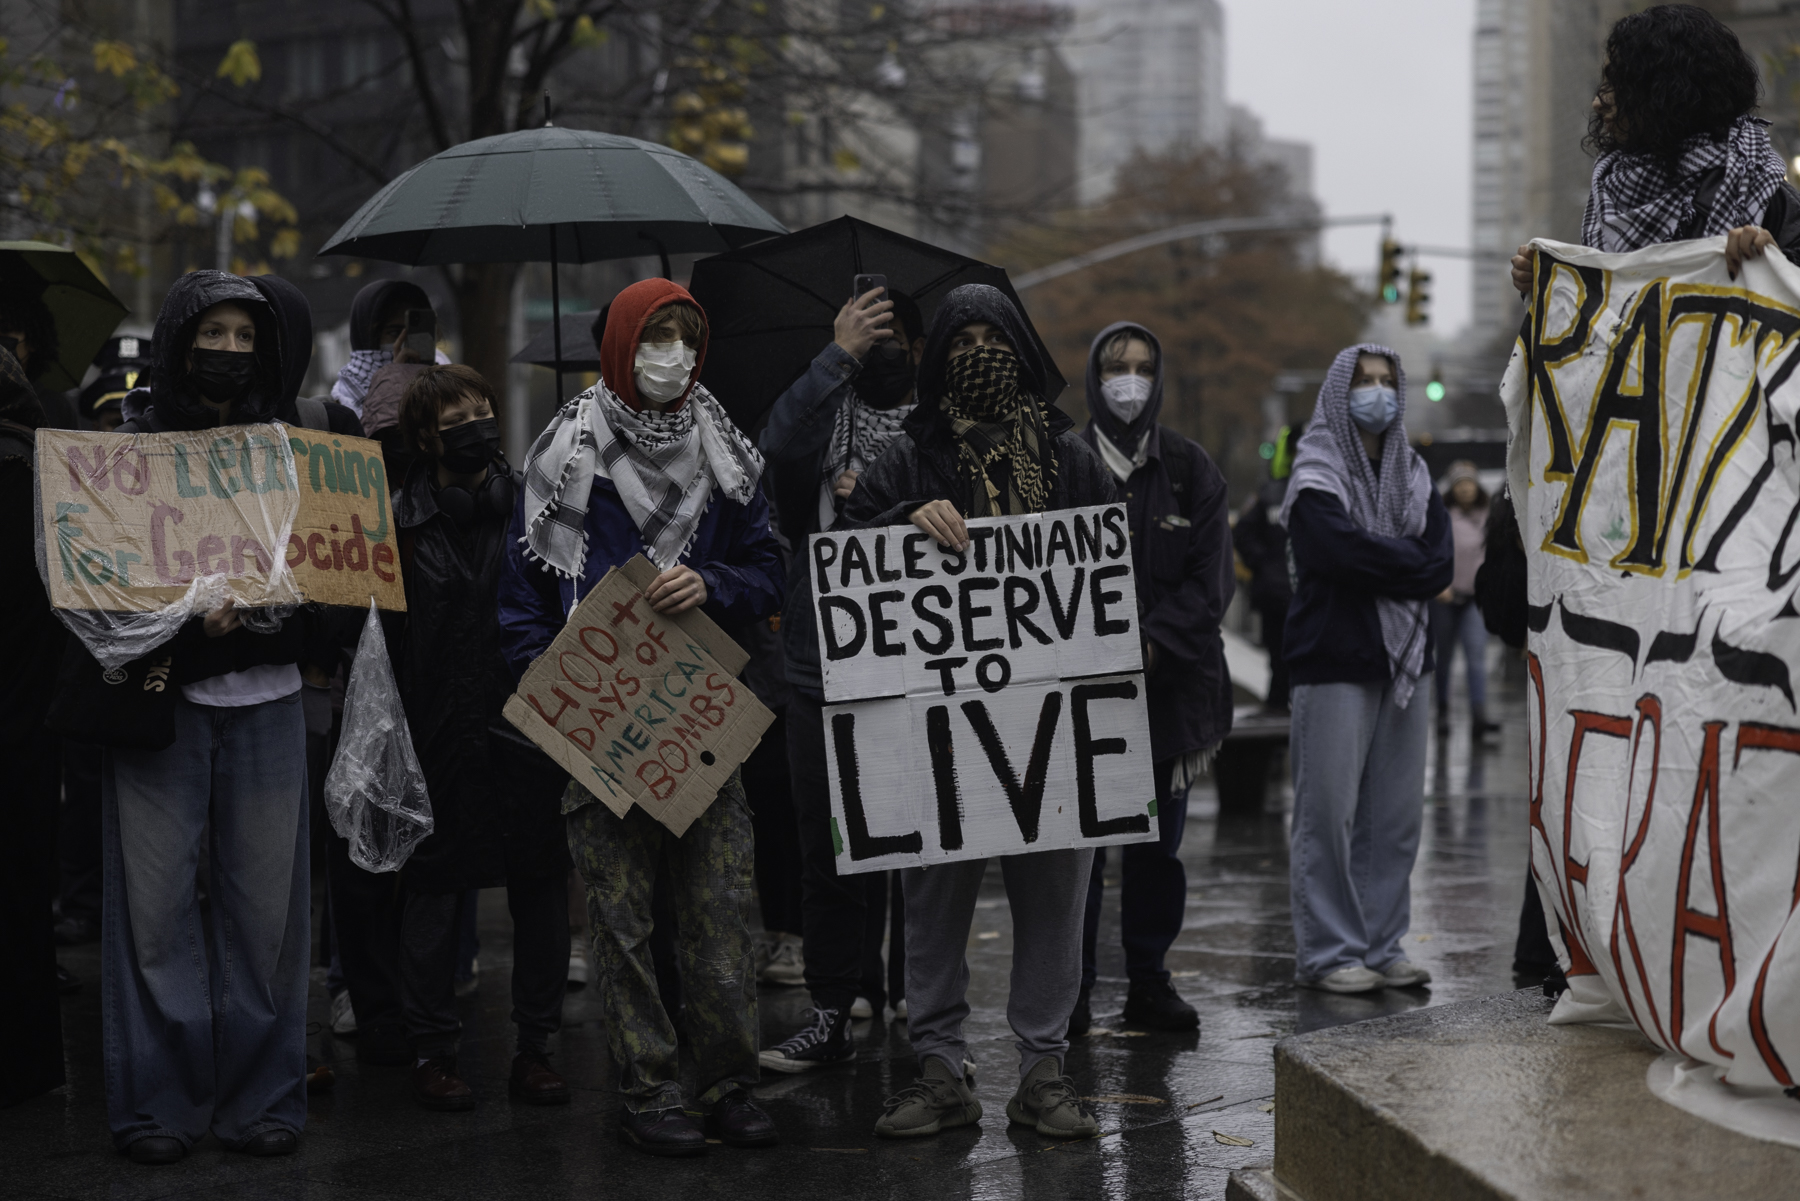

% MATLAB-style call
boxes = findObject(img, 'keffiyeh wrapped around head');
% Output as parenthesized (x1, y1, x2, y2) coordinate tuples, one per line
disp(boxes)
(1582, 114, 1788, 253)
(1279, 343, 1434, 707)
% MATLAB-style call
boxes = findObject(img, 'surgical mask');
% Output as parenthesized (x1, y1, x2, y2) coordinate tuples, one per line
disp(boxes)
(189, 348, 257, 403)
(858, 342, 916, 409)
(438, 416, 500, 473)
(1100, 373, 1154, 422)
(1347, 384, 1398, 434)
(634, 340, 697, 404)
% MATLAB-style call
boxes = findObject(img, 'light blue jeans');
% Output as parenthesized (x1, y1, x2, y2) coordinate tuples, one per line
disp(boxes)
(101, 691, 309, 1151)
(1431, 599, 1488, 713)
(1288, 680, 1428, 981)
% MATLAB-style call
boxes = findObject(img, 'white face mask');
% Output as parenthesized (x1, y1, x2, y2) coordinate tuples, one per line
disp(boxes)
(634, 340, 697, 403)
(1100, 373, 1154, 422)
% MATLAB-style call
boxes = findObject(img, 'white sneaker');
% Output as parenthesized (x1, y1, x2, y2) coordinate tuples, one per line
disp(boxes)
(568, 936, 590, 988)
(893, 998, 908, 1020)
(850, 995, 874, 1019)
(760, 933, 806, 987)
(1380, 960, 1432, 988)
(329, 989, 357, 1036)
(1299, 966, 1386, 994)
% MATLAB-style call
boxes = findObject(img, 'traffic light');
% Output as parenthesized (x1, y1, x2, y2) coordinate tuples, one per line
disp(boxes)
(1406, 266, 1432, 326)
(1425, 371, 1446, 402)
(1378, 239, 1403, 303)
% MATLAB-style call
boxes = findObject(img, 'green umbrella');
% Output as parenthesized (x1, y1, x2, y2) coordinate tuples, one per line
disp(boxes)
(318, 124, 786, 399)
(0, 241, 130, 391)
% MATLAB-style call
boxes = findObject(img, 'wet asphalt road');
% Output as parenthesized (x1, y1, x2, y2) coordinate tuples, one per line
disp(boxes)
(5, 650, 1531, 1200)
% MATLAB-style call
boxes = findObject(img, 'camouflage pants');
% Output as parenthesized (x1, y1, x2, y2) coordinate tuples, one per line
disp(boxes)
(565, 770, 758, 1113)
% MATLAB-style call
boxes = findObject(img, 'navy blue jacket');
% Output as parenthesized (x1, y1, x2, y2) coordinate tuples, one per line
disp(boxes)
(1081, 424, 1235, 759)
(496, 471, 785, 679)
(757, 342, 862, 696)
(1284, 487, 1453, 685)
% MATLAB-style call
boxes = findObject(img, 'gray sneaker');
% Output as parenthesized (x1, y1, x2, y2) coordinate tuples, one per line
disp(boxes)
(1006, 1057, 1098, 1139)
(874, 1056, 982, 1138)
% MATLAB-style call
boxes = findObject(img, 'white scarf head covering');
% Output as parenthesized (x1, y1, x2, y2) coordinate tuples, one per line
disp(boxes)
(817, 390, 913, 531)
(1279, 342, 1434, 707)
(521, 380, 763, 577)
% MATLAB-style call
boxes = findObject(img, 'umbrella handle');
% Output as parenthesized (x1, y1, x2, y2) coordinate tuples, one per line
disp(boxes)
(638, 233, 671, 281)
(551, 225, 564, 405)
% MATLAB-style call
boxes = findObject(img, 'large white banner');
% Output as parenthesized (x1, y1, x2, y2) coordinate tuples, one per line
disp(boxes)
(1505, 236, 1800, 1089)
(810, 503, 1158, 874)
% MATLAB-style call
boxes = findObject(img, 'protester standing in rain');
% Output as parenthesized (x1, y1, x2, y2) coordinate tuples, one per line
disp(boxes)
(1071, 322, 1232, 1037)
(1282, 344, 1451, 995)
(499, 279, 783, 1158)
(757, 283, 926, 1066)
(93, 271, 311, 1163)
(1431, 461, 1496, 741)
(841, 283, 1114, 1141)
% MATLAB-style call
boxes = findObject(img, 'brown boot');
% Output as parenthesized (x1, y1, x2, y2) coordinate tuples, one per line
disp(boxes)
(509, 1051, 570, 1105)
(412, 1057, 475, 1111)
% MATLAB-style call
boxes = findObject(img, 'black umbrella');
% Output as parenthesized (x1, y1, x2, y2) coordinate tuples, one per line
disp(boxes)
(318, 120, 787, 401)
(686, 215, 1065, 427)
(0, 241, 129, 391)
(511, 309, 603, 372)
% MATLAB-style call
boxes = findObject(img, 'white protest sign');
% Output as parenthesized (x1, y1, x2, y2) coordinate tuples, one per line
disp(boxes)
(1505, 236, 1800, 1091)
(811, 503, 1158, 874)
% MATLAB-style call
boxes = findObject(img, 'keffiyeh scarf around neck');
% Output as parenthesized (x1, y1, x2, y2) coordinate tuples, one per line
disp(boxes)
(521, 381, 763, 577)
(818, 390, 914, 530)
(331, 347, 451, 416)
(1279, 343, 1434, 708)
(941, 346, 1055, 517)
(1581, 115, 1788, 253)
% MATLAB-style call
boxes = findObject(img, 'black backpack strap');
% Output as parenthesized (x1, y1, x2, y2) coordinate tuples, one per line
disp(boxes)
(296, 396, 330, 431)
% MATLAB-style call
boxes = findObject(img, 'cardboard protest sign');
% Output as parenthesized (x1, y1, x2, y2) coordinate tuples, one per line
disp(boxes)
(1505, 236, 1800, 1091)
(502, 554, 772, 836)
(283, 427, 406, 610)
(38, 425, 405, 613)
(810, 503, 1157, 874)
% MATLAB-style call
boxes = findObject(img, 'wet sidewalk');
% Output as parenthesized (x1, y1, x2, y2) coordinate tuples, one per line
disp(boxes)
(5, 655, 1533, 1200)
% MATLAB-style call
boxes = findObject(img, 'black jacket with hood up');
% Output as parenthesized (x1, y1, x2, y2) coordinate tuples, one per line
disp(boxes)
(123, 271, 301, 685)
(1080, 322, 1234, 760)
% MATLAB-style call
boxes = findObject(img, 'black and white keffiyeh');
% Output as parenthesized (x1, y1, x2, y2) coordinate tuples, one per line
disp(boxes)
(521, 382, 763, 577)
(818, 391, 913, 530)
(1582, 115, 1789, 253)
(1279, 343, 1435, 708)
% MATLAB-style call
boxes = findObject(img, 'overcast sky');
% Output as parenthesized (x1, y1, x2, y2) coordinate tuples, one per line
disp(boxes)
(1217, 0, 1477, 337)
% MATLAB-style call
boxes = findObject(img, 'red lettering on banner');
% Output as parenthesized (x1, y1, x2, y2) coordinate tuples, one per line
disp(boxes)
(636, 760, 676, 799)
(1612, 694, 1671, 1047)
(66, 445, 110, 493)
(196, 534, 227, 576)
(704, 673, 736, 705)
(690, 693, 725, 727)
(525, 687, 580, 730)
(113, 448, 149, 494)
(611, 594, 642, 627)
(287, 534, 306, 567)
(578, 627, 619, 664)
(151, 501, 185, 584)
(1560, 710, 1634, 974)
(642, 621, 670, 654)
(308, 532, 331, 569)
(657, 739, 689, 773)
(1670, 721, 1736, 1060)
(371, 541, 396, 583)
(1732, 722, 1800, 1084)
(560, 652, 603, 693)
(635, 638, 661, 666)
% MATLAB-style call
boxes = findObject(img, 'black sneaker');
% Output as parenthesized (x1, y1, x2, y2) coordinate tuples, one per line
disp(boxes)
(619, 1106, 707, 1157)
(758, 1005, 853, 1074)
(1068, 986, 1092, 1038)
(1122, 977, 1200, 1032)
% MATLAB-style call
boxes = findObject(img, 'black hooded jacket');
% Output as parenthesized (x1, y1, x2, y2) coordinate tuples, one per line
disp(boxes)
(251, 274, 364, 437)
(136, 271, 284, 432)
(1079, 322, 1234, 759)
(125, 271, 301, 684)
(842, 285, 1115, 539)
(349, 279, 433, 351)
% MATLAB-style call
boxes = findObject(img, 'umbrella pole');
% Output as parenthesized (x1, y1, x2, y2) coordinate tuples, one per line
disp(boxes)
(551, 225, 564, 404)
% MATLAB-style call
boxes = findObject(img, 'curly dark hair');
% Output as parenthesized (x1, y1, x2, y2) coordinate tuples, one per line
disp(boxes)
(400, 363, 499, 460)
(1586, 5, 1760, 163)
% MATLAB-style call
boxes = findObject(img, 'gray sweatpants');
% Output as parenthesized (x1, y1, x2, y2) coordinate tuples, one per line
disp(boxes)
(1288, 680, 1429, 981)
(901, 848, 1093, 1082)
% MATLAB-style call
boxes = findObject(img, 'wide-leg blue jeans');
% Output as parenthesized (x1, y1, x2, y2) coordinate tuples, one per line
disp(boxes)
(101, 691, 309, 1151)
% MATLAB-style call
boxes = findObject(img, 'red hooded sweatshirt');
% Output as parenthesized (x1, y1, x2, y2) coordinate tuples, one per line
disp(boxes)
(598, 278, 709, 412)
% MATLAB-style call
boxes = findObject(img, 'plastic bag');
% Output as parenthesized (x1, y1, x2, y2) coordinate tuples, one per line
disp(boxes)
(325, 600, 433, 872)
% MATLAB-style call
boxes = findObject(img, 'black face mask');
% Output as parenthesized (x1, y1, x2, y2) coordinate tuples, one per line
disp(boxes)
(439, 416, 500, 473)
(189, 348, 258, 403)
(858, 343, 916, 409)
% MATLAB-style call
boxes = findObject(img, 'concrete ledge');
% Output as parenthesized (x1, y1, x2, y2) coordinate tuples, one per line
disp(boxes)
(1228, 990, 1800, 1201)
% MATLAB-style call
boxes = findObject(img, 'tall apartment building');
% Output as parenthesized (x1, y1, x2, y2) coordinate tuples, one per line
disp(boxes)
(1062, 0, 1227, 203)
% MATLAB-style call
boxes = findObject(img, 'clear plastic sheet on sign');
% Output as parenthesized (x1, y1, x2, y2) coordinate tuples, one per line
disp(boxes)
(32, 424, 305, 670)
(324, 600, 433, 872)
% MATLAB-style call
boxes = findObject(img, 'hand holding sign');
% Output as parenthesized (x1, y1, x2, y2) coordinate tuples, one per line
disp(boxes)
(812, 502, 1156, 873)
